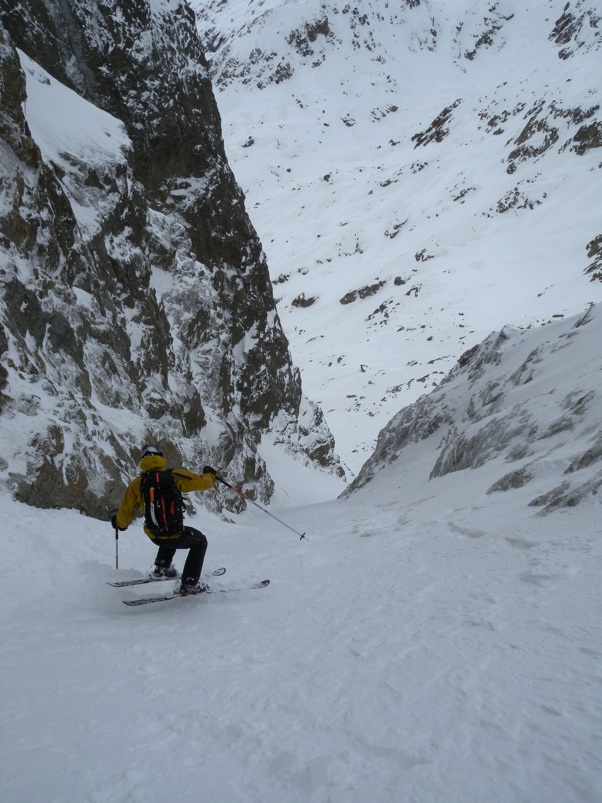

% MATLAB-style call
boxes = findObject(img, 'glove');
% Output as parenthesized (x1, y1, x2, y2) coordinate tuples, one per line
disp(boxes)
(110, 513, 127, 532)
(203, 466, 217, 477)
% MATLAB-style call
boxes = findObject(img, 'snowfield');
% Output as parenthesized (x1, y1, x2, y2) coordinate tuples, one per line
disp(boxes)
(195, 0, 602, 472)
(2, 306, 601, 802)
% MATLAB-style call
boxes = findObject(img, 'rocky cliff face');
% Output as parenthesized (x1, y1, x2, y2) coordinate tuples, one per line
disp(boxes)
(344, 303, 602, 512)
(0, 0, 344, 518)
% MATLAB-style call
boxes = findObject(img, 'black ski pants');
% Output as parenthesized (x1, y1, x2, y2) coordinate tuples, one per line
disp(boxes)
(153, 527, 208, 585)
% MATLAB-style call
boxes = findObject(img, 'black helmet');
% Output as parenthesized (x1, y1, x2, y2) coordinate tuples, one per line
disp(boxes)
(141, 443, 163, 458)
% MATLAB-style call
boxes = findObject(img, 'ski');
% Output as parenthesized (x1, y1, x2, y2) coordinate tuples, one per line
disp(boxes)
(122, 579, 270, 607)
(107, 567, 226, 588)
(205, 579, 270, 595)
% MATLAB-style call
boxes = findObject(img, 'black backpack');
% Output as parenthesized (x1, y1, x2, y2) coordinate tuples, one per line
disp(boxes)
(141, 469, 185, 537)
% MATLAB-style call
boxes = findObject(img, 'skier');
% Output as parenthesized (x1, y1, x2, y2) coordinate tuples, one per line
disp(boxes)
(111, 443, 217, 594)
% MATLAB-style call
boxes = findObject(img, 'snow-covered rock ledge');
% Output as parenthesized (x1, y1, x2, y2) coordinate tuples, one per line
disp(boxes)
(345, 303, 602, 512)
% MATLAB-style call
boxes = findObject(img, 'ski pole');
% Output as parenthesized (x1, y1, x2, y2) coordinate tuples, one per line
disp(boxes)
(115, 526, 119, 570)
(216, 475, 307, 540)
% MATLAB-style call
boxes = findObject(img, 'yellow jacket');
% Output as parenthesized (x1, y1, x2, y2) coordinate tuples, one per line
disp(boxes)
(115, 454, 216, 537)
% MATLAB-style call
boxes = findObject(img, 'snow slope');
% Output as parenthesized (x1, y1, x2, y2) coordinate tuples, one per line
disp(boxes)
(18, 49, 131, 239)
(2, 307, 601, 802)
(348, 303, 602, 509)
(195, 0, 602, 473)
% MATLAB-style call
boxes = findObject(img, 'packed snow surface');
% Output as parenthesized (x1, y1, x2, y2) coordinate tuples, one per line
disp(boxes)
(2, 309, 601, 802)
(2, 465, 600, 801)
